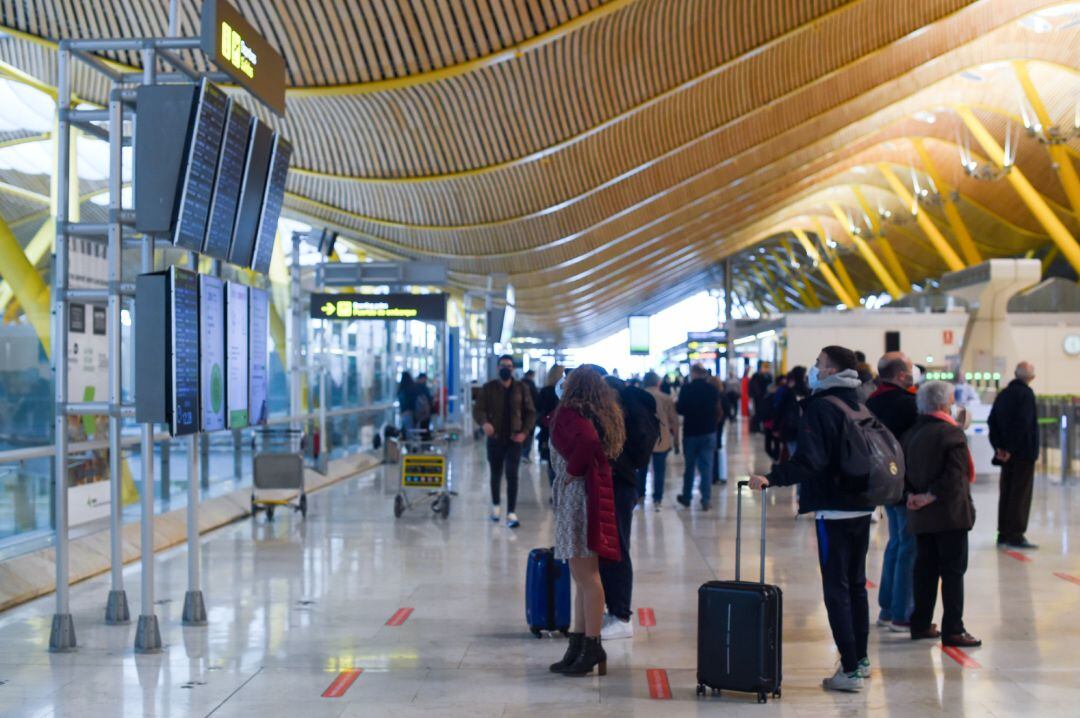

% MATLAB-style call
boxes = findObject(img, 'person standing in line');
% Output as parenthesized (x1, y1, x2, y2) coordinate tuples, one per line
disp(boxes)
(536, 365, 564, 485)
(472, 354, 536, 529)
(547, 366, 624, 678)
(865, 352, 919, 633)
(723, 371, 741, 421)
(522, 369, 541, 462)
(397, 371, 417, 433)
(748, 345, 874, 692)
(639, 371, 679, 510)
(748, 362, 773, 433)
(675, 364, 721, 510)
(413, 373, 434, 431)
(988, 361, 1039, 549)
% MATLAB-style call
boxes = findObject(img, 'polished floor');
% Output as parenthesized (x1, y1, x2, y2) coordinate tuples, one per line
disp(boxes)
(1, 421, 1078, 717)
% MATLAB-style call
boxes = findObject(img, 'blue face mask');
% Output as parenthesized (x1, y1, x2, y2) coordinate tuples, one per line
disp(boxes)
(807, 365, 821, 390)
(555, 377, 566, 400)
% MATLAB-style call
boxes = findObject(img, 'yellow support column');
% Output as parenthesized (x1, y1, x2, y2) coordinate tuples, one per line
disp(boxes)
(0, 215, 51, 354)
(0, 218, 53, 315)
(911, 138, 982, 265)
(956, 104, 1080, 277)
(778, 239, 822, 308)
(1013, 61, 1080, 219)
(792, 229, 857, 308)
(768, 248, 816, 309)
(748, 263, 790, 312)
(811, 219, 861, 303)
(851, 187, 912, 292)
(828, 203, 904, 299)
(877, 164, 965, 272)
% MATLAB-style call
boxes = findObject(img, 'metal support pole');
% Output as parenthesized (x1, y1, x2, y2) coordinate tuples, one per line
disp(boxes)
(318, 324, 329, 474)
(48, 44, 76, 653)
(1060, 414, 1070, 485)
(440, 322, 449, 427)
(105, 85, 129, 626)
(182, 434, 206, 625)
(289, 234, 302, 431)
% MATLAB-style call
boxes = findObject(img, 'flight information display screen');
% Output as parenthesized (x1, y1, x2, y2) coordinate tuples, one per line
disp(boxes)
(248, 287, 269, 425)
(228, 120, 274, 267)
(203, 100, 251, 261)
(173, 79, 228, 252)
(250, 134, 292, 274)
(199, 274, 226, 432)
(170, 267, 200, 436)
(225, 281, 249, 428)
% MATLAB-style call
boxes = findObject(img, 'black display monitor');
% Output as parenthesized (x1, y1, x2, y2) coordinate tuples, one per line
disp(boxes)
(204, 99, 252, 261)
(170, 267, 200, 436)
(228, 119, 274, 267)
(250, 134, 292, 274)
(199, 274, 226, 432)
(173, 79, 228, 252)
(248, 287, 269, 425)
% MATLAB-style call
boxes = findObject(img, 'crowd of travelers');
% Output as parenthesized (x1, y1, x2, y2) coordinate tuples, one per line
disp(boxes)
(449, 345, 1040, 686)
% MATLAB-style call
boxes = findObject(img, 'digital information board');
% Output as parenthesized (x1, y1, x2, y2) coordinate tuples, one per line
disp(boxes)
(228, 119, 273, 267)
(203, 100, 252, 261)
(173, 79, 228, 252)
(170, 267, 200, 436)
(225, 281, 249, 428)
(248, 288, 269, 425)
(200, 0, 286, 115)
(629, 315, 650, 356)
(310, 293, 448, 323)
(250, 134, 292, 274)
(199, 274, 226, 432)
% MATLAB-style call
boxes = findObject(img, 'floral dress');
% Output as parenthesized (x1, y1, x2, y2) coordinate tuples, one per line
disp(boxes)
(551, 444, 594, 560)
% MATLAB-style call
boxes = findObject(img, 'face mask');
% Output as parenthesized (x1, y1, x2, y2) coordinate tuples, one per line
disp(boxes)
(555, 376, 566, 400)
(807, 365, 821, 390)
(498, 367, 513, 381)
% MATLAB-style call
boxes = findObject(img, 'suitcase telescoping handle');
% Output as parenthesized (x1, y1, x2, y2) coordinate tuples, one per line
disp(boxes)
(735, 480, 767, 584)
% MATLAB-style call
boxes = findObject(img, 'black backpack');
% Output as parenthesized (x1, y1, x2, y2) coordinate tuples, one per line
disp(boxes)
(620, 386, 661, 471)
(823, 396, 905, 506)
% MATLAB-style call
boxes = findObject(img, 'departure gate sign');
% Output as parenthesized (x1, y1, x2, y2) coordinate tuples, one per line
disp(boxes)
(201, 0, 286, 115)
(310, 293, 448, 323)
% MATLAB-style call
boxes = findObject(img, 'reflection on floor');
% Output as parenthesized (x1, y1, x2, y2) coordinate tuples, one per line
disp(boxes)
(0, 420, 1077, 717)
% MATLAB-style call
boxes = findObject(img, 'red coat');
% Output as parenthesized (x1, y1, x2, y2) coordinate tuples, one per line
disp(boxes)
(551, 407, 621, 562)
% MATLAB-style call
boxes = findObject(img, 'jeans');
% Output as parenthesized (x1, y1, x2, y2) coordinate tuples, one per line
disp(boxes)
(635, 451, 669, 503)
(600, 481, 637, 621)
(911, 530, 969, 636)
(816, 516, 871, 674)
(486, 439, 522, 513)
(681, 433, 716, 505)
(878, 504, 915, 622)
(998, 458, 1035, 542)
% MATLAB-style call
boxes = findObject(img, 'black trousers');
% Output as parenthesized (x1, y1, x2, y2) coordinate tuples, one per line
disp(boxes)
(997, 458, 1035, 542)
(600, 480, 637, 621)
(911, 530, 968, 636)
(487, 439, 521, 513)
(816, 516, 871, 674)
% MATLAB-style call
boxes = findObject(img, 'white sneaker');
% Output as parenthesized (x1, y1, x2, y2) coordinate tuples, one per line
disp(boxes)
(490, 505, 501, 522)
(857, 657, 871, 679)
(506, 512, 520, 529)
(822, 666, 863, 692)
(600, 613, 634, 640)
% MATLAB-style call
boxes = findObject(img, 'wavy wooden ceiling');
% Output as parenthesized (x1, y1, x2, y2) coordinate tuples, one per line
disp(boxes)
(2, 0, 1079, 343)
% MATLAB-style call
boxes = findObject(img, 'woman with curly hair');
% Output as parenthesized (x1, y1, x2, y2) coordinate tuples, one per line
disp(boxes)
(547, 365, 625, 677)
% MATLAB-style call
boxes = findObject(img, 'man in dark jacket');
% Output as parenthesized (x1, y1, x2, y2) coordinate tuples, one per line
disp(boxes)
(749, 345, 874, 693)
(676, 364, 722, 510)
(748, 362, 774, 433)
(865, 352, 918, 632)
(472, 354, 536, 529)
(597, 371, 659, 640)
(987, 361, 1039, 549)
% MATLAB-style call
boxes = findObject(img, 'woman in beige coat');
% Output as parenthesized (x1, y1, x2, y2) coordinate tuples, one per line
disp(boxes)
(637, 371, 680, 509)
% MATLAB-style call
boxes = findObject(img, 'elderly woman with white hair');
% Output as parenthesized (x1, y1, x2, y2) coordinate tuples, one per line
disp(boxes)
(900, 380, 982, 648)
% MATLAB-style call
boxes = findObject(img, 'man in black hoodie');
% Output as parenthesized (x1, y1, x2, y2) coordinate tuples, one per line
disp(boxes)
(749, 345, 874, 693)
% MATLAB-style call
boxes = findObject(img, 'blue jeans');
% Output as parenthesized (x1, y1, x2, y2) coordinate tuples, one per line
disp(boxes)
(681, 433, 716, 505)
(878, 504, 916, 622)
(635, 451, 670, 503)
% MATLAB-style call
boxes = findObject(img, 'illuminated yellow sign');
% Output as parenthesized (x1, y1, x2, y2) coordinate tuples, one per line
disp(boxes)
(318, 300, 419, 319)
(220, 21, 257, 78)
(201, 0, 285, 115)
(310, 293, 448, 322)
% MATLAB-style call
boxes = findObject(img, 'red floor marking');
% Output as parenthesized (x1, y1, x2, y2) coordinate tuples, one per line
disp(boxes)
(941, 646, 981, 669)
(638, 607, 656, 627)
(1003, 550, 1032, 563)
(865, 580, 877, 589)
(646, 669, 672, 699)
(321, 669, 362, 698)
(1054, 572, 1080, 586)
(385, 607, 414, 626)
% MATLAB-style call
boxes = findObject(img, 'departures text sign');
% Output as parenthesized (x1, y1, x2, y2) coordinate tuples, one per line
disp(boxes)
(310, 293, 448, 323)
(201, 0, 286, 115)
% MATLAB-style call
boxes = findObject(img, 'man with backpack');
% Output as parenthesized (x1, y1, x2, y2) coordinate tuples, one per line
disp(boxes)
(749, 345, 904, 693)
(599, 370, 660, 640)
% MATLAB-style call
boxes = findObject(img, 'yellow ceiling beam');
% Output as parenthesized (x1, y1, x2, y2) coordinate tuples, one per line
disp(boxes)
(767, 248, 818, 309)
(955, 104, 1080, 278)
(810, 218, 861, 303)
(0, 213, 50, 355)
(0, 218, 53, 316)
(877, 163, 965, 272)
(792, 228, 857, 308)
(851, 186, 911, 292)
(910, 138, 982, 265)
(747, 262, 789, 313)
(778, 238, 822, 308)
(828, 202, 903, 299)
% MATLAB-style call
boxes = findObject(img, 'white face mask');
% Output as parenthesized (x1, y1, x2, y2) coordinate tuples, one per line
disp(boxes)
(807, 365, 822, 390)
(911, 365, 923, 385)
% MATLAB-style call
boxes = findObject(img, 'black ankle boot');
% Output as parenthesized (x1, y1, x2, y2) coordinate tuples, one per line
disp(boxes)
(562, 636, 606, 676)
(549, 632, 584, 673)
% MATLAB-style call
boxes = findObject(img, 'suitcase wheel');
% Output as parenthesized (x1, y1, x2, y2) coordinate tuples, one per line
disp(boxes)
(531, 628, 542, 638)
(696, 684, 706, 697)
(773, 689, 781, 699)
(757, 692, 767, 704)
(712, 688, 719, 696)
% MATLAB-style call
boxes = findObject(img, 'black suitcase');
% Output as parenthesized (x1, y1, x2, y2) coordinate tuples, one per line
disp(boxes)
(697, 480, 782, 703)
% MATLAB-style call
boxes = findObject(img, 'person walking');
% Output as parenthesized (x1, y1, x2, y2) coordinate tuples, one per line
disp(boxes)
(676, 364, 722, 510)
(748, 345, 875, 693)
(988, 362, 1039, 549)
(547, 366, 624, 677)
(748, 362, 773, 433)
(638, 371, 679, 509)
(472, 354, 536, 529)
(903, 380, 982, 648)
(865, 352, 918, 633)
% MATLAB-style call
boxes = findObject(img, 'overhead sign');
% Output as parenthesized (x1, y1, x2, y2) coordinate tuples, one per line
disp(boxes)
(629, 315, 650, 356)
(317, 261, 449, 286)
(201, 0, 286, 115)
(311, 293, 448, 322)
(688, 330, 728, 343)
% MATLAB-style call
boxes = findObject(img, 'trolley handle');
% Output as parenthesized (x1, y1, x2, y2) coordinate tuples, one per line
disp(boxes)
(735, 480, 768, 584)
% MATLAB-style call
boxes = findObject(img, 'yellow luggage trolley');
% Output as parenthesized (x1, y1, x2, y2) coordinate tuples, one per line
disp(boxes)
(394, 430, 452, 519)
(251, 428, 308, 521)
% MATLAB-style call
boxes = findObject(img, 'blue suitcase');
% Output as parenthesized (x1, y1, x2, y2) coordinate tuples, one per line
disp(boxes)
(526, 547, 571, 637)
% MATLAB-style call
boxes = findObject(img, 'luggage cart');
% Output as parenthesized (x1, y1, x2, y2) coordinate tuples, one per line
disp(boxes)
(252, 428, 307, 521)
(394, 429, 452, 519)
